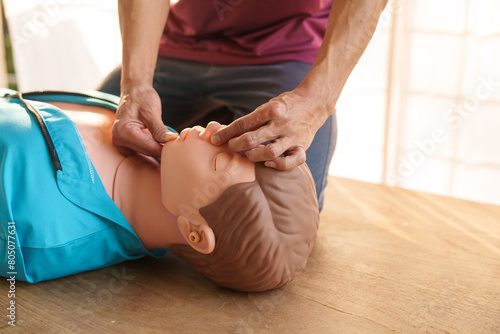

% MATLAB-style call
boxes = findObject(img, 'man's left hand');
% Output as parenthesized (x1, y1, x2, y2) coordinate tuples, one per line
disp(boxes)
(211, 88, 331, 170)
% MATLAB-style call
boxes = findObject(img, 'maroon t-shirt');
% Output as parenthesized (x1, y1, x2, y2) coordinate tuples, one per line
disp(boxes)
(159, 0, 333, 65)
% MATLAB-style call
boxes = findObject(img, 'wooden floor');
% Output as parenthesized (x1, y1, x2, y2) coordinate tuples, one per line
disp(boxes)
(1, 176, 499, 333)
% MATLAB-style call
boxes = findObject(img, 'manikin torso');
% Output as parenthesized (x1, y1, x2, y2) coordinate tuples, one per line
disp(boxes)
(50, 101, 184, 250)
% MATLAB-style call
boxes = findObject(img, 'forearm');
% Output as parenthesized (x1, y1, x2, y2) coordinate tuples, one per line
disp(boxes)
(299, 0, 388, 116)
(119, 0, 170, 87)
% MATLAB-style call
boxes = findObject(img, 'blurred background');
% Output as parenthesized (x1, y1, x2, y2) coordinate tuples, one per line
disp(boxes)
(1, 0, 499, 206)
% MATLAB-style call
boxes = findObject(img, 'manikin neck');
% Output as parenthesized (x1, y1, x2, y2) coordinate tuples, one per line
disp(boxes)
(112, 155, 187, 250)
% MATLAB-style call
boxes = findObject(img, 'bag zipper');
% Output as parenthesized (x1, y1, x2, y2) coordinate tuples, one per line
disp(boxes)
(3, 90, 119, 174)
(10, 90, 119, 106)
(10, 92, 63, 172)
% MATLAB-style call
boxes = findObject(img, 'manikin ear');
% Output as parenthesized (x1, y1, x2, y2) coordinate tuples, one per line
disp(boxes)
(177, 215, 215, 254)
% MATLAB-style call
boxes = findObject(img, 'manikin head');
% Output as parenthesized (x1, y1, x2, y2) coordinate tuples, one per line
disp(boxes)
(161, 122, 319, 292)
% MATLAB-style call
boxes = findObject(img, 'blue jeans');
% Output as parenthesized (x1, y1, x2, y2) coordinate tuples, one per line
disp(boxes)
(97, 57, 337, 211)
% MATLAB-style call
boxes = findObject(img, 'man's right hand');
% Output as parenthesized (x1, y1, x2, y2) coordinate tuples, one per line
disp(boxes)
(112, 84, 178, 158)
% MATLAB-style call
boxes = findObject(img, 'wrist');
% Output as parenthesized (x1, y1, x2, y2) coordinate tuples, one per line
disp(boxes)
(120, 75, 155, 95)
(120, 49, 157, 87)
(296, 69, 338, 118)
(119, 82, 157, 106)
(121, 65, 155, 88)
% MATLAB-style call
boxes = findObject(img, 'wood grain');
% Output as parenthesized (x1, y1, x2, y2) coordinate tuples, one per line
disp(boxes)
(1, 176, 499, 333)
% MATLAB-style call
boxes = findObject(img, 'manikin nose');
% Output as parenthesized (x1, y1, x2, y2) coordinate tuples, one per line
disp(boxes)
(180, 122, 223, 142)
(200, 122, 223, 142)
(179, 128, 191, 141)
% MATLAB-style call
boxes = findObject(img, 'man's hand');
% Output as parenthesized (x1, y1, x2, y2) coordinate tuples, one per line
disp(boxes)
(211, 87, 330, 170)
(112, 84, 177, 157)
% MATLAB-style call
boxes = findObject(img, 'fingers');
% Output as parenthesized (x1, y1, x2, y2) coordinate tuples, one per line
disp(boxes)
(243, 138, 286, 161)
(112, 119, 177, 158)
(262, 147, 307, 171)
(239, 132, 307, 170)
(141, 108, 172, 144)
(210, 115, 251, 146)
(227, 125, 283, 153)
(210, 98, 310, 170)
(112, 85, 181, 157)
(112, 120, 162, 157)
(211, 90, 321, 171)
(211, 101, 283, 145)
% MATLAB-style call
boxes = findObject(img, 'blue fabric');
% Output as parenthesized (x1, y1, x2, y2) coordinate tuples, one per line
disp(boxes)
(0, 89, 169, 283)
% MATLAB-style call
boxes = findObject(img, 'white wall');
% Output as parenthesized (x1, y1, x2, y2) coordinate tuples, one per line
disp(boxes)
(330, 0, 500, 206)
(3, 0, 121, 91)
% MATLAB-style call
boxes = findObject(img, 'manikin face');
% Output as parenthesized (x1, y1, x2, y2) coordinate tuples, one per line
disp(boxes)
(161, 122, 256, 218)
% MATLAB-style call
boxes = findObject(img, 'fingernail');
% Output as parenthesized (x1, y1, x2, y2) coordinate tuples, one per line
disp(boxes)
(163, 132, 178, 140)
(211, 134, 221, 145)
(264, 161, 277, 168)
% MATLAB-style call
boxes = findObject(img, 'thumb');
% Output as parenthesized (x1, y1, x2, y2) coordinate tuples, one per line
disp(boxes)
(145, 117, 175, 143)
